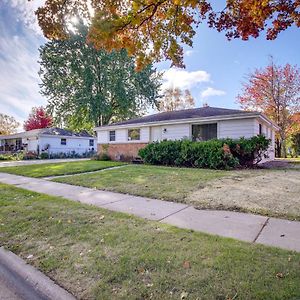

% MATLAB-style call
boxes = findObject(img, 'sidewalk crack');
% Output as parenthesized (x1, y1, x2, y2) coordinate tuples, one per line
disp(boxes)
(158, 205, 190, 222)
(253, 217, 269, 243)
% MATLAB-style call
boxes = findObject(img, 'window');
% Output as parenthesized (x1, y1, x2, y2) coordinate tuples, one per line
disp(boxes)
(259, 124, 262, 135)
(128, 128, 140, 141)
(109, 131, 116, 142)
(61, 138, 66, 145)
(192, 124, 217, 141)
(89, 139, 94, 146)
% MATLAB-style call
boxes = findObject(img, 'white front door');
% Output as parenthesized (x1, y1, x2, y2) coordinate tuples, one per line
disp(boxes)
(151, 126, 162, 142)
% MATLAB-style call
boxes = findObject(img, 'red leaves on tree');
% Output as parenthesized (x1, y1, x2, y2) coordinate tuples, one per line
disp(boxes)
(24, 107, 53, 131)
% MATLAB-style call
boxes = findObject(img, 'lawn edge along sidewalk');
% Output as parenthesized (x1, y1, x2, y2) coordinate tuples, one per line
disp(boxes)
(0, 172, 300, 252)
(0, 247, 75, 300)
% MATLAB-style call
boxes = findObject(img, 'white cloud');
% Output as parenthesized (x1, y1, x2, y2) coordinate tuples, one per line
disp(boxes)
(162, 68, 210, 90)
(201, 87, 226, 98)
(3, 0, 45, 35)
(185, 50, 196, 57)
(0, 7, 47, 126)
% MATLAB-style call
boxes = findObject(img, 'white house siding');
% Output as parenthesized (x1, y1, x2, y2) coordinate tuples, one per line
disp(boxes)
(254, 119, 276, 161)
(39, 136, 95, 154)
(27, 138, 39, 152)
(218, 118, 256, 139)
(151, 124, 190, 141)
(98, 127, 150, 144)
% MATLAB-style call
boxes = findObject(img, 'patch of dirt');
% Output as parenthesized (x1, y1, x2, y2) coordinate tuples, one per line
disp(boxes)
(186, 169, 300, 220)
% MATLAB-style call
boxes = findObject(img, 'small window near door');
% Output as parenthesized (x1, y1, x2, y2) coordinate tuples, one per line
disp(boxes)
(128, 128, 140, 141)
(61, 138, 67, 145)
(89, 139, 94, 146)
(109, 131, 116, 142)
(259, 124, 262, 135)
(192, 124, 217, 141)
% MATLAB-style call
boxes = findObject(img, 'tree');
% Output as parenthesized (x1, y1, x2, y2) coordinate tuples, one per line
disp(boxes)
(24, 107, 53, 131)
(39, 25, 161, 129)
(36, 0, 300, 69)
(159, 88, 195, 112)
(0, 114, 19, 135)
(237, 61, 300, 157)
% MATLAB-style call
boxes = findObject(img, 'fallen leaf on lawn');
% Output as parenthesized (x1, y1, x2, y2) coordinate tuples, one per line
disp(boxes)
(181, 291, 188, 299)
(146, 283, 153, 287)
(288, 256, 291, 262)
(26, 254, 33, 259)
(67, 219, 72, 223)
(183, 261, 191, 269)
(99, 215, 105, 220)
(276, 272, 284, 279)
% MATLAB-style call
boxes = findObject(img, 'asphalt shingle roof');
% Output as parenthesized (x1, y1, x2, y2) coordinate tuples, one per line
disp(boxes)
(107, 106, 255, 127)
(39, 128, 94, 137)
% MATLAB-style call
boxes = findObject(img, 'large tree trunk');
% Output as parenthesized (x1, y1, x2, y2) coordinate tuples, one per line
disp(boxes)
(275, 138, 281, 157)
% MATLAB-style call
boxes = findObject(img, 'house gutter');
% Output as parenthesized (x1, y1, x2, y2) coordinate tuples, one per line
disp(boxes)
(95, 112, 279, 131)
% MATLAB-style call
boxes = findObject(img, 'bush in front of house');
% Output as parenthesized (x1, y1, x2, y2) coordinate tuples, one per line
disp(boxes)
(138, 135, 270, 169)
(0, 152, 24, 161)
(40, 152, 49, 159)
(92, 153, 111, 161)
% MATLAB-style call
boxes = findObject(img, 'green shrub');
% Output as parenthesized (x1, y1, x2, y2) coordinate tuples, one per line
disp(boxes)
(40, 152, 49, 159)
(92, 153, 111, 161)
(0, 152, 24, 161)
(139, 135, 270, 170)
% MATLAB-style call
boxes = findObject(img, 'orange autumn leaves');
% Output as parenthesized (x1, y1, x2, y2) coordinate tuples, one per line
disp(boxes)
(35, 0, 300, 69)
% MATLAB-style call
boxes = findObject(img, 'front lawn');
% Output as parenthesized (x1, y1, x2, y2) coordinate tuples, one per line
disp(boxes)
(0, 160, 125, 178)
(54, 164, 227, 201)
(53, 164, 300, 220)
(0, 183, 299, 299)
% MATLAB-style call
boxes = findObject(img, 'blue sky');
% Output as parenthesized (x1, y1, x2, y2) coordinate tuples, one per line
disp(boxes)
(1, 0, 300, 126)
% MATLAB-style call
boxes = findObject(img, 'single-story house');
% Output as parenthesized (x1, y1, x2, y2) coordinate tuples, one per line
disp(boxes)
(0, 127, 96, 155)
(95, 106, 279, 161)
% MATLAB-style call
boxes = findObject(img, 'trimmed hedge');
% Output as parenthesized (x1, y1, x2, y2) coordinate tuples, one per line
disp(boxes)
(139, 135, 270, 169)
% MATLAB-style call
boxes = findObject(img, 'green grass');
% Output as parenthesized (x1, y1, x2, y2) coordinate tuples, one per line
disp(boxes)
(0, 160, 125, 178)
(0, 183, 299, 299)
(53, 164, 227, 201)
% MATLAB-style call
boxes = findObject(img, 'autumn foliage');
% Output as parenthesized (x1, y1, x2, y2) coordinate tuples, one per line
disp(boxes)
(237, 61, 300, 157)
(159, 88, 195, 112)
(35, 0, 300, 68)
(24, 107, 53, 131)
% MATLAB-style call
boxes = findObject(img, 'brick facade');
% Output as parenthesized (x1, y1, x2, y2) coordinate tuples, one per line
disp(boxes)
(97, 143, 148, 161)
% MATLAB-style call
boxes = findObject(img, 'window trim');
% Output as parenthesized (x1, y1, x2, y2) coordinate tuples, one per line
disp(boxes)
(109, 130, 116, 142)
(89, 139, 94, 147)
(128, 128, 141, 141)
(60, 138, 67, 145)
(191, 123, 218, 141)
(259, 123, 262, 135)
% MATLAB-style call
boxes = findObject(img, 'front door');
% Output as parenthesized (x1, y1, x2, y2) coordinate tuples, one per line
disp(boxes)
(151, 126, 162, 142)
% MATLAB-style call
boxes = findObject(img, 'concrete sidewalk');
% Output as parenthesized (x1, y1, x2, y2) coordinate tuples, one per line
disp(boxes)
(0, 172, 300, 252)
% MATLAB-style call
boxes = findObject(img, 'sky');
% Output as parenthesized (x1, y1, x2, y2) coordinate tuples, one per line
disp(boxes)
(1, 0, 300, 128)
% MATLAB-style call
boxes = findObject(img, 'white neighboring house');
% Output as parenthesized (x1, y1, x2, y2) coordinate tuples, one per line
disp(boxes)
(0, 127, 96, 155)
(95, 106, 279, 161)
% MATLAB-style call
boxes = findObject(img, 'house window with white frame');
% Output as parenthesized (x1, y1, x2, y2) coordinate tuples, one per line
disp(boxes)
(128, 128, 140, 141)
(61, 138, 67, 145)
(192, 124, 217, 141)
(109, 131, 116, 142)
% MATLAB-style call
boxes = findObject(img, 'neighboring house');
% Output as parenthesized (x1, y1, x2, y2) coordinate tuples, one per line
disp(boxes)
(0, 127, 96, 155)
(95, 106, 279, 161)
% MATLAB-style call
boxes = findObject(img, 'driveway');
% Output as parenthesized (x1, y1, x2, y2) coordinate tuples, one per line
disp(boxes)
(0, 158, 89, 168)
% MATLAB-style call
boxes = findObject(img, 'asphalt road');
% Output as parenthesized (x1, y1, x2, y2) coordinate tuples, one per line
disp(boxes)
(0, 260, 47, 300)
(0, 275, 24, 300)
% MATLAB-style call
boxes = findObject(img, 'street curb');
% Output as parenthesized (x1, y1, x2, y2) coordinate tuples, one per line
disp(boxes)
(0, 247, 76, 300)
